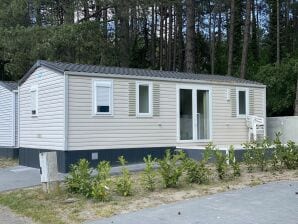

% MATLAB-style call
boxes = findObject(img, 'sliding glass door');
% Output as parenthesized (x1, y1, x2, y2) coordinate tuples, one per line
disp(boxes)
(178, 87, 211, 141)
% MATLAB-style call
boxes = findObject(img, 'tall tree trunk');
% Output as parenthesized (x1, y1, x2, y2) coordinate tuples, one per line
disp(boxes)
(295, 79, 298, 116)
(176, 2, 184, 71)
(168, 6, 173, 70)
(117, 2, 130, 67)
(150, 5, 156, 68)
(227, 0, 235, 76)
(159, 6, 164, 70)
(240, 0, 251, 79)
(64, 0, 74, 24)
(276, 0, 280, 65)
(164, 7, 168, 70)
(251, 0, 259, 60)
(185, 0, 195, 73)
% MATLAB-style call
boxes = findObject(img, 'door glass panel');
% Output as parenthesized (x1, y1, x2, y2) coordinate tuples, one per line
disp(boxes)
(197, 90, 209, 140)
(180, 89, 193, 140)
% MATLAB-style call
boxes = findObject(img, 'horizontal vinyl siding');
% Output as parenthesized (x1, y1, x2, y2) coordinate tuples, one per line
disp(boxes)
(67, 76, 177, 150)
(0, 86, 13, 147)
(68, 75, 266, 150)
(19, 67, 64, 150)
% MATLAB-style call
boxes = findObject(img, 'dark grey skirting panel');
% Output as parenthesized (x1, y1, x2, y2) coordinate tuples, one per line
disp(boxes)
(0, 147, 19, 159)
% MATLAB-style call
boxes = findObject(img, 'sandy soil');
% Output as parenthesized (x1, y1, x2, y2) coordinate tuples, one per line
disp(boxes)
(0, 206, 34, 224)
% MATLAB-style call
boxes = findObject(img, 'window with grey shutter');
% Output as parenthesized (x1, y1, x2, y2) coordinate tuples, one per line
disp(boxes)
(153, 83, 160, 117)
(230, 88, 237, 117)
(249, 89, 254, 115)
(128, 82, 136, 116)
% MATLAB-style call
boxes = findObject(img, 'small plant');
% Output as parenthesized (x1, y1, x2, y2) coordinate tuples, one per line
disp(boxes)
(116, 156, 133, 196)
(228, 146, 241, 177)
(65, 159, 93, 197)
(183, 158, 209, 184)
(183, 143, 213, 184)
(92, 161, 112, 201)
(214, 149, 228, 180)
(282, 141, 298, 169)
(95, 161, 111, 182)
(271, 132, 284, 170)
(91, 181, 111, 201)
(141, 155, 157, 191)
(243, 139, 271, 172)
(158, 149, 185, 188)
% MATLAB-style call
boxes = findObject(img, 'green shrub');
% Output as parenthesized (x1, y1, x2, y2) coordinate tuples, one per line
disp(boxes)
(116, 156, 133, 196)
(243, 139, 271, 172)
(158, 149, 185, 188)
(65, 159, 93, 197)
(92, 161, 112, 201)
(214, 149, 228, 180)
(183, 144, 213, 184)
(282, 141, 298, 169)
(91, 181, 111, 201)
(183, 158, 209, 184)
(95, 161, 111, 182)
(141, 155, 157, 191)
(228, 146, 241, 177)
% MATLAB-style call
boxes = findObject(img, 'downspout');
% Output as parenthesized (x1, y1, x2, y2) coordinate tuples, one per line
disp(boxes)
(64, 72, 69, 151)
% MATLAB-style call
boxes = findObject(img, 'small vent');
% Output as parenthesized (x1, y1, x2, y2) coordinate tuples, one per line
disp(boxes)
(249, 89, 254, 115)
(153, 83, 160, 117)
(230, 88, 237, 117)
(128, 82, 136, 116)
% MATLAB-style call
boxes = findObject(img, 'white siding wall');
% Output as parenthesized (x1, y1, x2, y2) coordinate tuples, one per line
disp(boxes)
(67, 75, 266, 150)
(19, 67, 65, 150)
(0, 85, 13, 147)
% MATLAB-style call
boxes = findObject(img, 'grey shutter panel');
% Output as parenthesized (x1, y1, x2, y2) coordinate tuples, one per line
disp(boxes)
(153, 83, 160, 117)
(128, 82, 136, 116)
(230, 88, 237, 117)
(249, 89, 254, 115)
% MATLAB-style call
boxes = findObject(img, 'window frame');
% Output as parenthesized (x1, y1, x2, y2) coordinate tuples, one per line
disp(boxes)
(92, 79, 113, 116)
(236, 87, 249, 118)
(30, 85, 38, 117)
(136, 81, 153, 117)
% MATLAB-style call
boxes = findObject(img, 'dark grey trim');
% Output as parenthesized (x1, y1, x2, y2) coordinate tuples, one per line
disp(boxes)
(0, 81, 17, 91)
(19, 60, 264, 86)
(19, 147, 175, 173)
(0, 147, 19, 159)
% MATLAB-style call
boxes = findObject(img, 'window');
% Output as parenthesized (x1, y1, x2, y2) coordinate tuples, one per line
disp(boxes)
(93, 80, 113, 115)
(30, 86, 38, 116)
(136, 82, 152, 116)
(237, 88, 249, 117)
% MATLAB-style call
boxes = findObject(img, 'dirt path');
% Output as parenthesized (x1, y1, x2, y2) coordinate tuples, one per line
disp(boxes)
(0, 206, 34, 224)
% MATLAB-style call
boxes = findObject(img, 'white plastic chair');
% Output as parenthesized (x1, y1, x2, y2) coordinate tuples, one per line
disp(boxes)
(246, 115, 265, 141)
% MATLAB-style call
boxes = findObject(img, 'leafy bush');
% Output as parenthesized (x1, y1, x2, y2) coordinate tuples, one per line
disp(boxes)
(282, 141, 298, 169)
(158, 149, 185, 188)
(116, 156, 133, 196)
(95, 161, 111, 182)
(214, 150, 228, 180)
(228, 146, 241, 177)
(65, 159, 93, 197)
(183, 143, 213, 184)
(243, 139, 271, 172)
(141, 155, 157, 191)
(92, 161, 112, 201)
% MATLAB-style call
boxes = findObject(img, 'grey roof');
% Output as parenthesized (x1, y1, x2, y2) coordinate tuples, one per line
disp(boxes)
(0, 81, 18, 91)
(20, 60, 264, 86)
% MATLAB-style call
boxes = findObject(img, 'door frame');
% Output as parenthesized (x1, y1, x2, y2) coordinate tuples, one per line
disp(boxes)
(176, 84, 213, 143)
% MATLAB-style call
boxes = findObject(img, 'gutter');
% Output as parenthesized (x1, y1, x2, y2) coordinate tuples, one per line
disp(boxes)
(64, 71, 266, 89)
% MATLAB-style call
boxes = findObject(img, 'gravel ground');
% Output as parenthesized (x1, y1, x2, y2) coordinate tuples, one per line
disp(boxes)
(0, 206, 33, 224)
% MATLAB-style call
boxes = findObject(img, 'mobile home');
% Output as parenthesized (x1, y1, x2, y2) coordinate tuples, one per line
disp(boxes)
(0, 81, 19, 158)
(19, 60, 266, 172)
